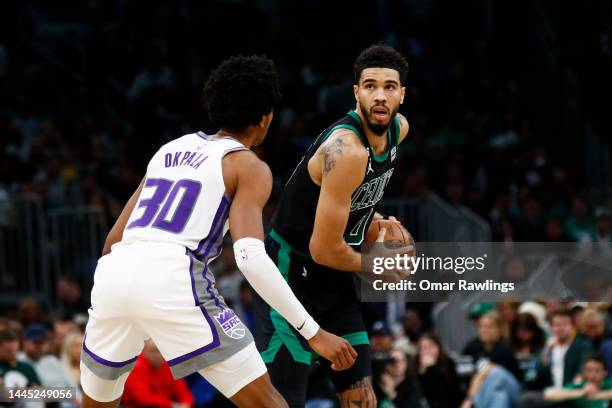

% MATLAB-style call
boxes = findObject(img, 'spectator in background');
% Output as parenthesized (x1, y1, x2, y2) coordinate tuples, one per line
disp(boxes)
(60, 331, 83, 389)
(122, 340, 194, 408)
(394, 309, 424, 356)
(498, 300, 520, 340)
(579, 309, 608, 350)
(460, 312, 522, 408)
(520, 309, 593, 407)
(0, 329, 40, 387)
(51, 317, 78, 357)
(536, 309, 592, 389)
(372, 349, 428, 408)
(56, 276, 89, 319)
(0, 319, 20, 335)
(572, 303, 588, 328)
(516, 198, 544, 241)
(543, 218, 573, 242)
(417, 333, 463, 408)
(592, 208, 612, 255)
(370, 321, 395, 353)
(462, 302, 496, 356)
(544, 353, 612, 407)
(510, 313, 546, 384)
(17, 324, 73, 388)
(566, 197, 595, 242)
(17, 297, 46, 327)
(461, 360, 521, 408)
(600, 339, 612, 382)
(463, 311, 521, 379)
(518, 302, 549, 334)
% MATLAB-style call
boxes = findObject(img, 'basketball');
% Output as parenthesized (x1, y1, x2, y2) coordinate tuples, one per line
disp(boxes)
(364, 219, 414, 248)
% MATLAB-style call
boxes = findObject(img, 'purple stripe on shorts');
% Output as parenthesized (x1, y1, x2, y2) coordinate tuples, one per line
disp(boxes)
(195, 197, 229, 256)
(171, 249, 221, 367)
(82, 335, 138, 367)
(200, 198, 230, 259)
(193, 195, 230, 310)
(201, 208, 229, 309)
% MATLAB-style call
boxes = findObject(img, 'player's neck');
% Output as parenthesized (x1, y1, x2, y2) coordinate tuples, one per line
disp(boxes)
(217, 129, 255, 148)
(355, 109, 389, 155)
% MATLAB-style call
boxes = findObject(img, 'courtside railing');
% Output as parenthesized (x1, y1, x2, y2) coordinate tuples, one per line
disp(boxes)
(0, 195, 106, 309)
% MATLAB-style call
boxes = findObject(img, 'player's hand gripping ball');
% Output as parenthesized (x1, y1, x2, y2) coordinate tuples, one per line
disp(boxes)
(363, 217, 417, 281)
(364, 218, 415, 248)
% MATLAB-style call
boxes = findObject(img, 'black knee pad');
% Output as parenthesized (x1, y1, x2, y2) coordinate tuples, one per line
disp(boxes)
(266, 345, 310, 408)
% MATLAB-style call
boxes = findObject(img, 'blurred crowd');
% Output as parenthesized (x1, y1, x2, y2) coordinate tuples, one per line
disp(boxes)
(1, 1, 610, 241)
(3, 286, 612, 407)
(302, 298, 612, 408)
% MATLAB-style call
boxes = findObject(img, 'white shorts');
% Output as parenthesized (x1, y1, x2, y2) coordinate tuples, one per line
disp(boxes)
(80, 241, 263, 397)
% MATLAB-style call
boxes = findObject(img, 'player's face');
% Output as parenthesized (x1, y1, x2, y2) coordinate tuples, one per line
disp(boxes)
(354, 68, 405, 136)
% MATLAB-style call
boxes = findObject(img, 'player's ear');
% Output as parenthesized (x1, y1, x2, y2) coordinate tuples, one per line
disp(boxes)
(260, 111, 273, 128)
(400, 86, 405, 104)
(353, 84, 359, 102)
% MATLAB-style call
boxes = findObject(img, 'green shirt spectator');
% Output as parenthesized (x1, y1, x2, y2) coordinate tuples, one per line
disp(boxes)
(544, 353, 612, 408)
(0, 329, 41, 387)
(565, 379, 612, 408)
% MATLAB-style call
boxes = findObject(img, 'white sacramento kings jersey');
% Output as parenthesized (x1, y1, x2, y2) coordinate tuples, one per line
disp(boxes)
(122, 131, 246, 261)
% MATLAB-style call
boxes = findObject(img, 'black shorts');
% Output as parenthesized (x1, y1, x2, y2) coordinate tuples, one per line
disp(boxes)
(253, 231, 371, 404)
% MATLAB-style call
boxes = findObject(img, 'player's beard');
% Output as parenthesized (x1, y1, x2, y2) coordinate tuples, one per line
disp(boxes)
(358, 102, 398, 136)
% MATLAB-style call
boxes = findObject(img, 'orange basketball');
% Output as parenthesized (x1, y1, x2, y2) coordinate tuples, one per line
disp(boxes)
(364, 219, 414, 248)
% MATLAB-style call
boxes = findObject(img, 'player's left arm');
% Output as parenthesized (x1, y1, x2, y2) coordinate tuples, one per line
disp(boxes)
(102, 178, 145, 256)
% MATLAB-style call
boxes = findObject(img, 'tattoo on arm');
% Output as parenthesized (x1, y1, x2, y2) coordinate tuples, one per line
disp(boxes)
(341, 377, 375, 408)
(320, 137, 344, 175)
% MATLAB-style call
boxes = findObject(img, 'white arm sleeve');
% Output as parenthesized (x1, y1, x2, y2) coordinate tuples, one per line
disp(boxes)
(233, 237, 320, 340)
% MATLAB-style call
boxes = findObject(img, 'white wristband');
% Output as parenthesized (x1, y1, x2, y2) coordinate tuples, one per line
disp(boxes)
(233, 237, 320, 340)
(296, 315, 320, 340)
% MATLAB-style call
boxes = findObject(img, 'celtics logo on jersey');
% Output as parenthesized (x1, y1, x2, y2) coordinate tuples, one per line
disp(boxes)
(344, 168, 395, 245)
(350, 168, 394, 211)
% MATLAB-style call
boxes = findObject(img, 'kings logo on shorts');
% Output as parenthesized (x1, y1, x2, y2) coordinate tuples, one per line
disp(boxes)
(214, 308, 245, 339)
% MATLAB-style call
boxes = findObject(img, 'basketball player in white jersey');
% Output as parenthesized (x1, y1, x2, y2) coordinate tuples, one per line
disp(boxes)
(80, 55, 357, 408)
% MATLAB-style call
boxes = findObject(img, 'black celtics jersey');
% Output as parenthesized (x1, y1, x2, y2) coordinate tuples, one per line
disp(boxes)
(271, 110, 400, 254)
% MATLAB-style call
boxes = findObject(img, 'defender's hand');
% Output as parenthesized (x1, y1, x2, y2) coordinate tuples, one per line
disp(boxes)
(307, 328, 357, 371)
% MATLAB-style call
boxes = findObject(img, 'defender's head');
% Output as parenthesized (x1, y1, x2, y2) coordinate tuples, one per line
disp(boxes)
(353, 45, 408, 136)
(204, 55, 281, 145)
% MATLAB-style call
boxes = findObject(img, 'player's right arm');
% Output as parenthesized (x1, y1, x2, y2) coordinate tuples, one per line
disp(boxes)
(102, 178, 145, 255)
(308, 130, 368, 272)
(223, 151, 356, 370)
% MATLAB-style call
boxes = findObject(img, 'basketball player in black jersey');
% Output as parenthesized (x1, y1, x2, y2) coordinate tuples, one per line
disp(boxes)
(254, 45, 412, 407)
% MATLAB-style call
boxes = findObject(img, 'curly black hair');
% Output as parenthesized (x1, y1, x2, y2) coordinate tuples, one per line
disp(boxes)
(354, 44, 409, 85)
(204, 55, 281, 131)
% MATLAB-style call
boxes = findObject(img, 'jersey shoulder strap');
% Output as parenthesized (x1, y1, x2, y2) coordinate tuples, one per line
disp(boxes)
(391, 115, 400, 146)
